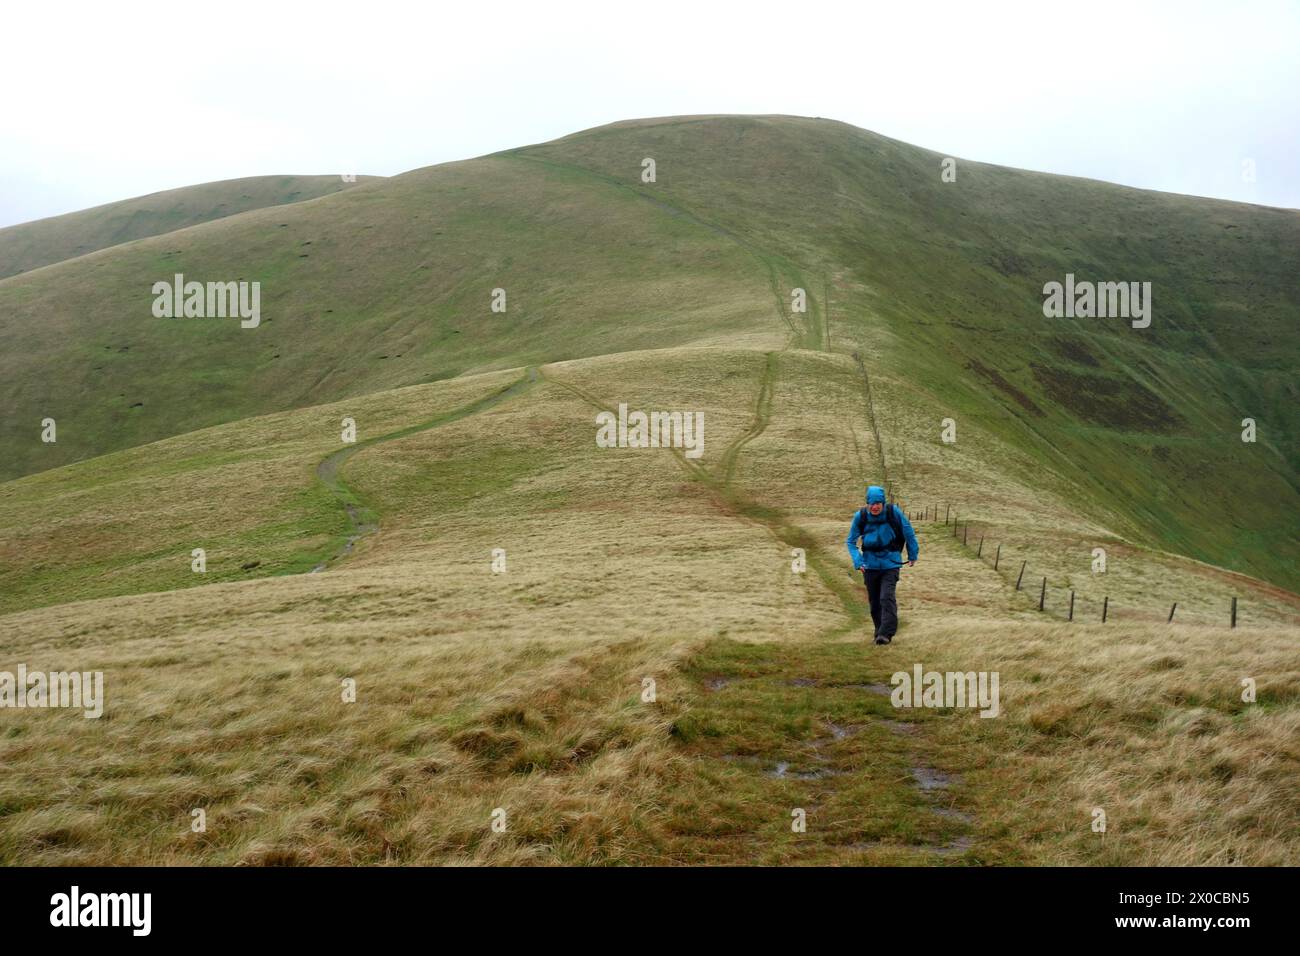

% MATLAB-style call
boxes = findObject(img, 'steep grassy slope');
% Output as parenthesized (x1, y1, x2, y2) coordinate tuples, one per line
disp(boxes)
(0, 175, 376, 279)
(0, 156, 773, 481)
(1, 347, 1296, 864)
(1, 116, 1294, 588)
(517, 116, 1300, 588)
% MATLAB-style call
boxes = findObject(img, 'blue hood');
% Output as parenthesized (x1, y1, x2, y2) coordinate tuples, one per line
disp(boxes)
(865, 485, 886, 505)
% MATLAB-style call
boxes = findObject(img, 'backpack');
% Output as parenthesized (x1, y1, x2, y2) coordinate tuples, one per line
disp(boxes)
(856, 503, 904, 553)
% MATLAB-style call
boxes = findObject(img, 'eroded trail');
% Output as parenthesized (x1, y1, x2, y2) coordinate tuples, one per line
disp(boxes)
(657, 632, 981, 864)
(541, 361, 867, 628)
(716, 351, 776, 486)
(310, 367, 540, 572)
(498, 160, 978, 859)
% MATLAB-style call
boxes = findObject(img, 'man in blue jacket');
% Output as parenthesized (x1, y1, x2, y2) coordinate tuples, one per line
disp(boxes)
(846, 485, 919, 644)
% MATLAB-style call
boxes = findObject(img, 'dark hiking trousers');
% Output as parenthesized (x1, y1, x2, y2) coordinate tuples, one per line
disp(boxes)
(863, 567, 900, 638)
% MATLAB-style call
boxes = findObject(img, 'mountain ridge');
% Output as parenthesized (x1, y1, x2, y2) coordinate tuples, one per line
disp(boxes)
(1, 114, 1295, 588)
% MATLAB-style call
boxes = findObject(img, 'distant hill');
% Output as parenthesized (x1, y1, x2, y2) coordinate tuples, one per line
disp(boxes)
(0, 115, 1295, 587)
(0, 174, 377, 279)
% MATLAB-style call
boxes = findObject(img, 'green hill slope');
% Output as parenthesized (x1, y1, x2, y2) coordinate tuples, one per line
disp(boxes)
(0, 115, 1295, 589)
(0, 174, 377, 279)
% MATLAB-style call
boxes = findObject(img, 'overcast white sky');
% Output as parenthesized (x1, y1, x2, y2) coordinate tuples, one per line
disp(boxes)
(2, 0, 1297, 227)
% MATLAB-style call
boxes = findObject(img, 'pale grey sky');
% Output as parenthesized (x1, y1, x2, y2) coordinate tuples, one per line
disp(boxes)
(2, 0, 1297, 228)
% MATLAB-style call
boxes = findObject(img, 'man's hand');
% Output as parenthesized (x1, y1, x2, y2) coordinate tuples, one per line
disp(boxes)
(908, 560, 916, 567)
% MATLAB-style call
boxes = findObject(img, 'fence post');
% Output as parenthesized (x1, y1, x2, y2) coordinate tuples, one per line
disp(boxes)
(977, 536, 984, 558)
(1015, 561, 1026, 590)
(1102, 596, 1109, 623)
(1068, 590, 1075, 621)
(1038, 577, 1046, 611)
(1168, 602, 1177, 623)
(953, 518, 958, 537)
(1231, 597, 1237, 629)
(994, 544, 1001, 570)
(962, 523, 968, 546)
(945, 504, 950, 525)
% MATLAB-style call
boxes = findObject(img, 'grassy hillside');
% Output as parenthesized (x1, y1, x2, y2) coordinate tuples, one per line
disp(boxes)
(1, 347, 1295, 864)
(0, 175, 376, 279)
(0, 115, 1296, 867)
(0, 116, 1294, 588)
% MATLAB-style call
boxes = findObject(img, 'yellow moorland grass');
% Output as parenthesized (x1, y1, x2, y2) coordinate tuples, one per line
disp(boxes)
(0, 346, 1295, 864)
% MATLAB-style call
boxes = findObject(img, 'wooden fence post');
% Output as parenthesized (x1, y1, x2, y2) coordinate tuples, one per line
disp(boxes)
(1068, 590, 1075, 621)
(962, 523, 968, 546)
(994, 544, 1001, 570)
(1102, 596, 1109, 623)
(977, 536, 984, 557)
(1231, 597, 1237, 629)
(945, 504, 950, 525)
(1038, 577, 1046, 610)
(1015, 561, 1026, 590)
(1168, 602, 1177, 623)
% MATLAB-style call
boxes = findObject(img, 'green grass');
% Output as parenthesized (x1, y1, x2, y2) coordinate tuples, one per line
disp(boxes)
(0, 344, 1296, 865)
(1, 115, 1294, 587)
(0, 115, 1296, 866)
(0, 174, 375, 279)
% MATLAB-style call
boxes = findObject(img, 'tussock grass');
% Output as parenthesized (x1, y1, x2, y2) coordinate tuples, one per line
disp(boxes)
(905, 618, 1300, 865)
(1, 346, 1294, 865)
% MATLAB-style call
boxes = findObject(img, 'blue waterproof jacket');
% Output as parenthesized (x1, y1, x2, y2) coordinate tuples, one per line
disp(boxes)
(846, 485, 919, 571)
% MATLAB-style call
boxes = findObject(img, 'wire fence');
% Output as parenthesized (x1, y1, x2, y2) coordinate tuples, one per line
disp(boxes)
(897, 502, 1242, 628)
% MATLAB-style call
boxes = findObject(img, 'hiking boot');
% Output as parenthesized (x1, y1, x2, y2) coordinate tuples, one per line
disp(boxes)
(873, 634, 888, 645)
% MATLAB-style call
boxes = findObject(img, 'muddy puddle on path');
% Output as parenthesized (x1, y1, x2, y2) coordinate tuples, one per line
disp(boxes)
(309, 369, 538, 573)
(911, 767, 956, 791)
(909, 765, 976, 856)
(677, 641, 981, 864)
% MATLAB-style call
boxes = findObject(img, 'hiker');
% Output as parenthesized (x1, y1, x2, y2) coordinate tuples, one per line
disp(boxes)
(846, 485, 918, 644)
